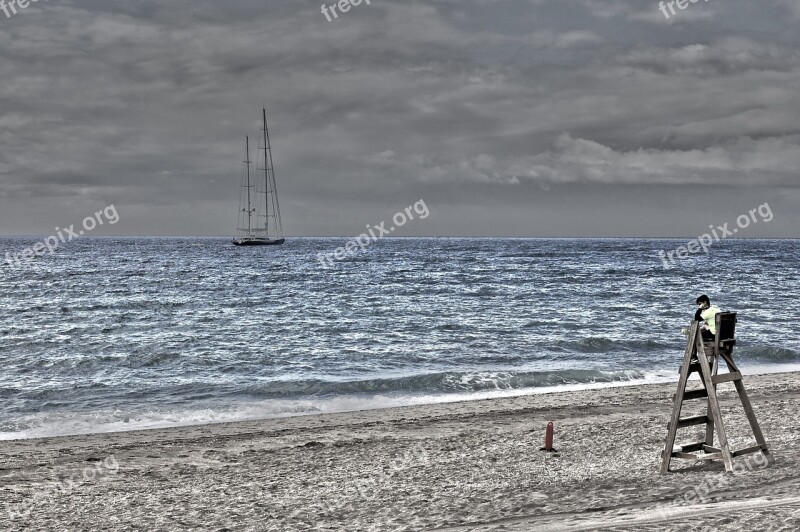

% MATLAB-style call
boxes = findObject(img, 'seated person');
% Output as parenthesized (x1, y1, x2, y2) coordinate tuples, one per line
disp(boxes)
(694, 294, 721, 342)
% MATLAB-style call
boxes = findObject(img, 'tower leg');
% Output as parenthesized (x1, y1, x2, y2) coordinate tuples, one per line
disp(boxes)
(696, 335, 734, 473)
(661, 323, 699, 474)
(704, 348, 719, 447)
(720, 351, 775, 466)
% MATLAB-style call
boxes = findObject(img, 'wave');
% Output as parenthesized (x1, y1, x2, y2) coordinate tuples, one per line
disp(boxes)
(0, 369, 677, 441)
(236, 368, 670, 397)
(553, 337, 669, 353)
(735, 345, 799, 363)
(0, 366, 676, 408)
(3, 363, 799, 441)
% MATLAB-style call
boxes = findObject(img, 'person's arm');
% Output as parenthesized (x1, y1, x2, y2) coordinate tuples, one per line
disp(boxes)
(694, 309, 703, 322)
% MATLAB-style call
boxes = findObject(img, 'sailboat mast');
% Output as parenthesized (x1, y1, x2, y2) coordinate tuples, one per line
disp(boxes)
(262, 107, 284, 238)
(245, 136, 252, 235)
(262, 108, 270, 236)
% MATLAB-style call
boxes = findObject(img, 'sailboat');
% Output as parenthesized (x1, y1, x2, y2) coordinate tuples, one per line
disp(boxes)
(233, 108, 285, 246)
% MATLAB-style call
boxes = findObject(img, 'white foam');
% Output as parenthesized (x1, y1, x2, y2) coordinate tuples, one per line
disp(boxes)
(738, 362, 800, 375)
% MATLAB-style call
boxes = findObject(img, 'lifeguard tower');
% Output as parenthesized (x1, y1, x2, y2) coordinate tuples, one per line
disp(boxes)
(661, 312, 774, 473)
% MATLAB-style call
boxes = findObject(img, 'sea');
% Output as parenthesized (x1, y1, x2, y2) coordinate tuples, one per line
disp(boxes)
(1, 237, 799, 440)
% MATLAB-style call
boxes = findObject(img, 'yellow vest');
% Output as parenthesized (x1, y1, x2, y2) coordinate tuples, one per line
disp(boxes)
(701, 305, 721, 335)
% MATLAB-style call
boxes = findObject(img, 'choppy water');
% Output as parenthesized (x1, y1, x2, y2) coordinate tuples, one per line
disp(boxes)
(1, 237, 798, 440)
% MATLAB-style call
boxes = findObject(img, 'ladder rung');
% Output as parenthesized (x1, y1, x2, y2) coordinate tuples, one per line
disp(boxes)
(672, 451, 698, 459)
(732, 445, 763, 457)
(677, 415, 710, 428)
(672, 451, 721, 461)
(712, 371, 742, 384)
(678, 363, 702, 375)
(679, 441, 706, 452)
(703, 445, 721, 453)
(681, 389, 709, 401)
(695, 452, 722, 461)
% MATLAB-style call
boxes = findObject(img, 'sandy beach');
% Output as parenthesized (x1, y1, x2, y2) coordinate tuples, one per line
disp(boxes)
(2, 372, 799, 531)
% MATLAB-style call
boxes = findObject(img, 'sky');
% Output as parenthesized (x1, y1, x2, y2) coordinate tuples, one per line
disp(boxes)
(1, 0, 799, 237)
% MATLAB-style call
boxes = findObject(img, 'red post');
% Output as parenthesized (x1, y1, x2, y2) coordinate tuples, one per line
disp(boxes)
(544, 421, 554, 451)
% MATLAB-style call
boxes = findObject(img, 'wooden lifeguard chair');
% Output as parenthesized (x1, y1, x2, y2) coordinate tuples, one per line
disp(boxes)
(660, 312, 774, 473)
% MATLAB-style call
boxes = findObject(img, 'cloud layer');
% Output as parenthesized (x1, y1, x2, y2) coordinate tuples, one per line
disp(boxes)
(1, 0, 798, 236)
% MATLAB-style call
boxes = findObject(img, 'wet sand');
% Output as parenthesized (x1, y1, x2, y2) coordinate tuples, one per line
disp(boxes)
(2, 372, 799, 531)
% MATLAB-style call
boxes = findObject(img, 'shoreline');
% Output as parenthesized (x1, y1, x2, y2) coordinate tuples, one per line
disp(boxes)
(0, 370, 679, 442)
(5, 363, 800, 443)
(2, 371, 799, 530)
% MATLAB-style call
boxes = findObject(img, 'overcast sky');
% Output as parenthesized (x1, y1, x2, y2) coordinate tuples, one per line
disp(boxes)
(1, 0, 799, 237)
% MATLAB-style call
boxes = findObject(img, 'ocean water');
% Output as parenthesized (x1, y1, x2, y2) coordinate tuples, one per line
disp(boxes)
(1, 237, 799, 440)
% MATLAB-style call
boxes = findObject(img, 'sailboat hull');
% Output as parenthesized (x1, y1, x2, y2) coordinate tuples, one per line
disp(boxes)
(232, 238, 285, 246)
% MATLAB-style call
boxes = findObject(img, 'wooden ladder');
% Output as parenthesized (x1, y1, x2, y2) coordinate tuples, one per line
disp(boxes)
(660, 313, 774, 473)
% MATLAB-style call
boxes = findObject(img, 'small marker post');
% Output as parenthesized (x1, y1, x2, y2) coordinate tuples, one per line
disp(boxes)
(539, 421, 557, 452)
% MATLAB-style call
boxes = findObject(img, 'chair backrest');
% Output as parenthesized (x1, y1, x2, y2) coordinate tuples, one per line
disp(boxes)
(715, 312, 737, 343)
